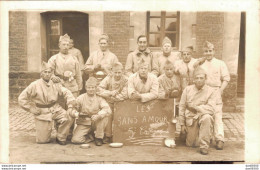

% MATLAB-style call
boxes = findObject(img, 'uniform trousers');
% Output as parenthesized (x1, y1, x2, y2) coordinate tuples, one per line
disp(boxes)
(185, 114, 213, 149)
(34, 106, 73, 143)
(71, 116, 108, 144)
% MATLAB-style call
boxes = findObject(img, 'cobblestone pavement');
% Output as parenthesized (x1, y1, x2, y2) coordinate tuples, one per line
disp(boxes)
(9, 103, 244, 142)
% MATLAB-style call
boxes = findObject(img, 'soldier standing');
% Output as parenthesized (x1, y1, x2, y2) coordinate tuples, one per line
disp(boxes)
(125, 35, 157, 77)
(200, 41, 230, 150)
(152, 37, 180, 76)
(83, 34, 118, 78)
(68, 39, 85, 75)
(48, 34, 82, 98)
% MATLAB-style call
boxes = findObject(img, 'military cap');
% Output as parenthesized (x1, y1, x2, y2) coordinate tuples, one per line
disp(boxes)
(203, 41, 214, 50)
(162, 37, 172, 46)
(59, 34, 70, 42)
(99, 34, 109, 42)
(193, 66, 206, 77)
(112, 62, 124, 70)
(41, 61, 52, 72)
(86, 77, 98, 87)
(164, 60, 174, 68)
(181, 46, 193, 53)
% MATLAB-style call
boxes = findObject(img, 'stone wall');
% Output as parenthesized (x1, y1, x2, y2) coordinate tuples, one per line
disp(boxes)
(9, 11, 28, 72)
(194, 12, 224, 59)
(9, 72, 40, 102)
(104, 12, 130, 65)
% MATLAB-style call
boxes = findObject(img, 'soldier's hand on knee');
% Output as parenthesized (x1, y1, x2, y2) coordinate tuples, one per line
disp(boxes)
(30, 107, 41, 116)
(181, 125, 187, 134)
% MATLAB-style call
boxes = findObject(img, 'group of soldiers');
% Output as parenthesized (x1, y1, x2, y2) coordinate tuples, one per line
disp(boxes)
(18, 33, 230, 155)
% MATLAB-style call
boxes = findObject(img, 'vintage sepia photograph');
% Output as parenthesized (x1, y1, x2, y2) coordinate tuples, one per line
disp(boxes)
(5, 9, 246, 164)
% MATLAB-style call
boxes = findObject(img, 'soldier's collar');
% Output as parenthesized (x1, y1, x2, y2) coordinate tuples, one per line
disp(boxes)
(135, 48, 151, 56)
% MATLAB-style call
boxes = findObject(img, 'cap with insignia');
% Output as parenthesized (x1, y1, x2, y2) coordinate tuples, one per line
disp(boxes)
(193, 66, 206, 77)
(85, 77, 98, 87)
(41, 61, 52, 72)
(203, 41, 214, 50)
(99, 33, 109, 42)
(59, 34, 70, 42)
(162, 37, 172, 46)
(181, 46, 193, 53)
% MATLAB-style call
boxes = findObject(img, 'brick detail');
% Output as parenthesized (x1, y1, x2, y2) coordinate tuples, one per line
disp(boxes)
(104, 12, 130, 65)
(223, 74, 237, 112)
(9, 11, 28, 72)
(194, 12, 224, 59)
(9, 72, 40, 102)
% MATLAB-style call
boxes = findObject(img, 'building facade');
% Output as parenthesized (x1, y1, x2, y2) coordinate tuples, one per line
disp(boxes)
(9, 11, 245, 111)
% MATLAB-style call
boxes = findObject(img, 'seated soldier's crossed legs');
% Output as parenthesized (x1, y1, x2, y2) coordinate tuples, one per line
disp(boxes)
(186, 114, 213, 149)
(52, 106, 74, 142)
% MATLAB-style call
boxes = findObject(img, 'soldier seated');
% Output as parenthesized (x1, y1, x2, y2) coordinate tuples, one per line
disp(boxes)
(18, 62, 75, 145)
(179, 67, 217, 155)
(71, 77, 111, 146)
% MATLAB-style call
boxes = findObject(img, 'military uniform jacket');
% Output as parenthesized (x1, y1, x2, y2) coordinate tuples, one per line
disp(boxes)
(84, 49, 118, 75)
(152, 52, 180, 76)
(75, 94, 111, 125)
(97, 75, 128, 103)
(179, 84, 217, 126)
(158, 73, 181, 99)
(18, 79, 75, 121)
(128, 72, 159, 102)
(48, 52, 83, 92)
(200, 57, 230, 88)
(69, 47, 85, 71)
(125, 49, 156, 77)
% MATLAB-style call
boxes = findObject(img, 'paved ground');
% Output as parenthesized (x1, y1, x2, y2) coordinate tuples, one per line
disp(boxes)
(8, 103, 245, 163)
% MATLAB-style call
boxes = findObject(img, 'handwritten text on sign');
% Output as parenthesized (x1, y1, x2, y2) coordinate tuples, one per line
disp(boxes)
(113, 99, 175, 146)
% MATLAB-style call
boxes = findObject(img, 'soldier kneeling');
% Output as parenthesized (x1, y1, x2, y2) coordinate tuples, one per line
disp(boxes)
(71, 77, 111, 146)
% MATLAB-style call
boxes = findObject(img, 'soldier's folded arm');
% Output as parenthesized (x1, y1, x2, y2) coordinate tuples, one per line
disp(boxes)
(83, 54, 95, 72)
(195, 89, 218, 116)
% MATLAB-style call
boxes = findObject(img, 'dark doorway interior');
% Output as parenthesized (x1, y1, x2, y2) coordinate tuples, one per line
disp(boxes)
(237, 12, 246, 98)
(43, 12, 89, 63)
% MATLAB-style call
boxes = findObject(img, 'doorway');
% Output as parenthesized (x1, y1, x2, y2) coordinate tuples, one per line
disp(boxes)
(43, 11, 89, 63)
(237, 12, 246, 98)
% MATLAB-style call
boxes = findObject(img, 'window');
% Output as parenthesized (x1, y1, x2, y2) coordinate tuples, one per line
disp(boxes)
(146, 11, 180, 49)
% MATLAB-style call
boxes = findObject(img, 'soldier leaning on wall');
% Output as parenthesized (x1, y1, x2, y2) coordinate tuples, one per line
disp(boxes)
(97, 62, 128, 143)
(200, 41, 230, 150)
